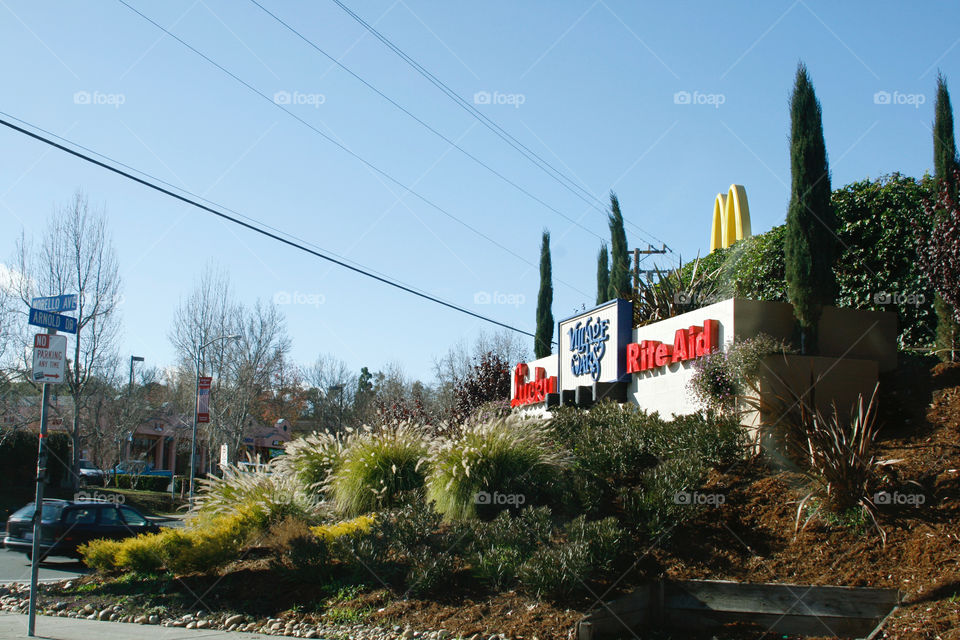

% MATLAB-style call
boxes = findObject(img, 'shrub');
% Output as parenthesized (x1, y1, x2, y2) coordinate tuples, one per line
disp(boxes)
(426, 416, 569, 520)
(405, 547, 456, 597)
(77, 538, 123, 572)
(632, 256, 722, 327)
(193, 465, 318, 523)
(329, 425, 429, 516)
(273, 430, 347, 495)
(459, 507, 554, 590)
(114, 532, 165, 573)
(688, 334, 795, 413)
(269, 517, 331, 579)
(564, 515, 624, 574)
(109, 474, 173, 492)
(473, 546, 525, 590)
(519, 542, 591, 599)
(310, 514, 376, 544)
(619, 456, 705, 539)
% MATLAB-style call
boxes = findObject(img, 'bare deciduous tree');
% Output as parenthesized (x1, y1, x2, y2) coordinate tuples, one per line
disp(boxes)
(13, 192, 122, 489)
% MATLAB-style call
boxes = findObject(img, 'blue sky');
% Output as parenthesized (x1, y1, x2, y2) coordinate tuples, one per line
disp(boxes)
(1, 1, 956, 381)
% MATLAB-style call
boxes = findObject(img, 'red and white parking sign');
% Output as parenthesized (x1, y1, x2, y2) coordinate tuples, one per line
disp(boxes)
(32, 333, 67, 384)
(197, 376, 213, 423)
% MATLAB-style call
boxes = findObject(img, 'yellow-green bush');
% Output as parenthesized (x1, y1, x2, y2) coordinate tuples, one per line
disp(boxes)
(310, 514, 375, 543)
(79, 508, 263, 575)
(77, 538, 123, 572)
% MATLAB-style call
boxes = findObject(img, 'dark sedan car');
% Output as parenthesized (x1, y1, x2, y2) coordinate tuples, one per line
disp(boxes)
(3, 499, 159, 561)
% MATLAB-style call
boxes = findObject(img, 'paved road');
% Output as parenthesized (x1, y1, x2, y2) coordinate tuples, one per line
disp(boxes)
(0, 548, 89, 585)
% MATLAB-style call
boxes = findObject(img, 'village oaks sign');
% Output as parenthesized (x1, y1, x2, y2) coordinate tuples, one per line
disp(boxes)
(511, 298, 722, 409)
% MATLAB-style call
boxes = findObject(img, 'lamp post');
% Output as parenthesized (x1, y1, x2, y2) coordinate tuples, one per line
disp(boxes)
(328, 384, 344, 430)
(124, 356, 144, 467)
(189, 334, 239, 504)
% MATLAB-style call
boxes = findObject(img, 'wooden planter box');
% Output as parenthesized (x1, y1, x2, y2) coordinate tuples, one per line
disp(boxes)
(577, 579, 901, 639)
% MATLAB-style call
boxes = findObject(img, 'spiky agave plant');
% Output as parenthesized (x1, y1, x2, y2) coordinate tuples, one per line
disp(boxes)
(426, 416, 570, 520)
(793, 385, 887, 544)
(632, 255, 722, 327)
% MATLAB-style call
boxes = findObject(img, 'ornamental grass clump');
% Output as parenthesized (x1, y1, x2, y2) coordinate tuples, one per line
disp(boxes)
(329, 424, 429, 516)
(426, 416, 569, 520)
(273, 430, 348, 496)
(192, 464, 319, 522)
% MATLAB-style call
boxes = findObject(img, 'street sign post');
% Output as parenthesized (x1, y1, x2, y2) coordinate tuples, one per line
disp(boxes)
(32, 334, 67, 384)
(28, 308, 77, 334)
(30, 294, 77, 313)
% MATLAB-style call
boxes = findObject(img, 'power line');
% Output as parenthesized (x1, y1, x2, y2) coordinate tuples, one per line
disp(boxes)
(0, 113, 540, 340)
(113, 0, 589, 298)
(328, 0, 674, 252)
(247, 0, 604, 243)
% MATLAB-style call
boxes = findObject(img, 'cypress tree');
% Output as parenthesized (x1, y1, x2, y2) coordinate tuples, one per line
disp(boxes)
(933, 71, 959, 361)
(535, 230, 554, 358)
(607, 193, 631, 300)
(785, 63, 838, 354)
(596, 243, 610, 305)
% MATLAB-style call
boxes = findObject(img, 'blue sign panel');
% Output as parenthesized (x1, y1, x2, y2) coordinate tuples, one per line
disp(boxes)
(28, 308, 78, 334)
(30, 294, 78, 313)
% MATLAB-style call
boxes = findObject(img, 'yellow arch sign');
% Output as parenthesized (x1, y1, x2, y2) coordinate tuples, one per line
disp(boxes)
(710, 184, 752, 252)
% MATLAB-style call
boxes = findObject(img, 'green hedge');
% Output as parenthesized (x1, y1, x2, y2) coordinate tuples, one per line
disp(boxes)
(110, 473, 175, 492)
(0, 429, 71, 489)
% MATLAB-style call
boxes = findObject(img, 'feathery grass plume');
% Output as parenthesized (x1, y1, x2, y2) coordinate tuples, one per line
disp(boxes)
(273, 429, 350, 495)
(329, 423, 430, 516)
(192, 463, 320, 522)
(426, 415, 570, 520)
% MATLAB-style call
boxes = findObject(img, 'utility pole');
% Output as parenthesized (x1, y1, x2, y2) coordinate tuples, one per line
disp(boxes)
(633, 245, 668, 291)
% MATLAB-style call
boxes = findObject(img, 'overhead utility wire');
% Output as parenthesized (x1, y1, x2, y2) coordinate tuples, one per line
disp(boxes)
(0, 113, 539, 339)
(0, 111, 437, 297)
(248, 0, 603, 242)
(328, 0, 674, 252)
(114, 0, 589, 298)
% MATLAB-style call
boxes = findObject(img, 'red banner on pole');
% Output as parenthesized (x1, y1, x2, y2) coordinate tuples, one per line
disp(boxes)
(197, 376, 212, 423)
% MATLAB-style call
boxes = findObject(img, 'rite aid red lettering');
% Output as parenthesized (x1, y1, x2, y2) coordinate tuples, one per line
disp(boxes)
(626, 319, 719, 374)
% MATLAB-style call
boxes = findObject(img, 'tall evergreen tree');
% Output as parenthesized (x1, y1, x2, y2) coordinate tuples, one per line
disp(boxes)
(785, 63, 838, 353)
(932, 71, 959, 361)
(535, 230, 554, 358)
(607, 193, 631, 300)
(596, 243, 610, 305)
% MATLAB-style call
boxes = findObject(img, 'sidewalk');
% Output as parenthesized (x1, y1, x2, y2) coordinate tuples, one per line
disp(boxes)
(0, 613, 271, 639)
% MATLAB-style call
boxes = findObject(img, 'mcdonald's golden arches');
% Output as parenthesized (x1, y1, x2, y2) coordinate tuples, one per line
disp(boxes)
(710, 184, 752, 252)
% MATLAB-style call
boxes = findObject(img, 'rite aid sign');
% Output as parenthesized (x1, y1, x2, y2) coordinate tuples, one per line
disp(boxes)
(32, 334, 68, 384)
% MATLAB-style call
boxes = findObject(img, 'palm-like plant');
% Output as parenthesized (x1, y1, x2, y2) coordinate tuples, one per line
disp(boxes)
(632, 255, 722, 326)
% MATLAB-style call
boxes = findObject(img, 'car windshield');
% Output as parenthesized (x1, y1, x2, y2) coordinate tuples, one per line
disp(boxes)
(79, 461, 95, 470)
(10, 502, 65, 522)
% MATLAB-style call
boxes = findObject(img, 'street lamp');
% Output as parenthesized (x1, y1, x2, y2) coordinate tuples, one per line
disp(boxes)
(328, 384, 344, 431)
(124, 356, 144, 467)
(189, 334, 240, 504)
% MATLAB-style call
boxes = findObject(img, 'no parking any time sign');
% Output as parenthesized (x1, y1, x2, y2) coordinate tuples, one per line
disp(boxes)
(32, 333, 67, 384)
